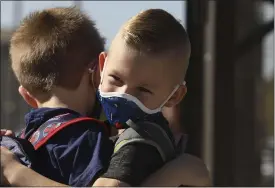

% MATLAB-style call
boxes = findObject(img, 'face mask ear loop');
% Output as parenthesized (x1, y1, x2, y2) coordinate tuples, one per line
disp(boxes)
(158, 85, 180, 109)
(99, 58, 108, 91)
(183, 81, 186, 86)
(158, 80, 186, 109)
(88, 60, 98, 93)
(91, 69, 96, 92)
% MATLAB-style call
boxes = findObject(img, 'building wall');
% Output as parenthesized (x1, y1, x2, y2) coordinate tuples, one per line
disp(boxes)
(1, 39, 30, 132)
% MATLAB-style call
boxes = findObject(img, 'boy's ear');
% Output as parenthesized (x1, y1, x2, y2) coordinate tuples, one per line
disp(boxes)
(93, 64, 101, 89)
(99, 52, 107, 74)
(18, 86, 38, 108)
(164, 85, 187, 108)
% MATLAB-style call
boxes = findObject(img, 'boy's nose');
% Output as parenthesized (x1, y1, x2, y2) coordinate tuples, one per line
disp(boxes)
(119, 85, 136, 96)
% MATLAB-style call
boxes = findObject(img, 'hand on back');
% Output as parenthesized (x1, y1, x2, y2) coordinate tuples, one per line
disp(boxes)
(0, 129, 14, 136)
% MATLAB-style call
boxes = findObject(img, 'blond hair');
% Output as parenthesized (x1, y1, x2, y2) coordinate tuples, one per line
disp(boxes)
(10, 7, 105, 96)
(120, 9, 190, 56)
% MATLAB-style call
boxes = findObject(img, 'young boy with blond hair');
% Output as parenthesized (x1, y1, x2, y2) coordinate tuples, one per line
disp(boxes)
(94, 8, 190, 186)
(1, 7, 113, 186)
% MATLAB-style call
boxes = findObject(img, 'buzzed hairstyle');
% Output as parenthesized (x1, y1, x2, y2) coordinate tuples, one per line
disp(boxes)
(10, 7, 105, 96)
(121, 9, 190, 56)
(117, 9, 191, 80)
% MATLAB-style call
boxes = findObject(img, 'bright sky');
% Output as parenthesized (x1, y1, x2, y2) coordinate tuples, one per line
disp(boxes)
(1, 1, 186, 47)
(1, 1, 273, 80)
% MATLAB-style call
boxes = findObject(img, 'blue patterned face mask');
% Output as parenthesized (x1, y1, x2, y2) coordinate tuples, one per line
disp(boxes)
(97, 83, 185, 128)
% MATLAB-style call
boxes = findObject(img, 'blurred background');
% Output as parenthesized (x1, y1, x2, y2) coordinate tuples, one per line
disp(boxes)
(0, 0, 274, 186)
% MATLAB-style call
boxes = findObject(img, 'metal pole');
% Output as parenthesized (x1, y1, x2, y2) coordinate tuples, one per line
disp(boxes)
(202, 0, 216, 178)
(182, 0, 207, 158)
(213, 0, 262, 185)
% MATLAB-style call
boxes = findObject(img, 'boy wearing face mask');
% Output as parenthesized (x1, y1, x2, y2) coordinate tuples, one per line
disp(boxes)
(94, 8, 191, 186)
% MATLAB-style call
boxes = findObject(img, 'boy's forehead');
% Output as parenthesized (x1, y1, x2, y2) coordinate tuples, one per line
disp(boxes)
(108, 36, 186, 86)
(107, 52, 178, 89)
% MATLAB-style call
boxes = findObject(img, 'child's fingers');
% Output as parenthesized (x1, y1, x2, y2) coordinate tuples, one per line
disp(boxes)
(5, 130, 14, 136)
(0, 129, 14, 136)
(0, 129, 7, 135)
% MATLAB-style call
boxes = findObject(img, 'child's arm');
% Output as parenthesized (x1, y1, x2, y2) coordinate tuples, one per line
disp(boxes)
(93, 143, 163, 187)
(1, 146, 211, 187)
(1, 146, 65, 186)
(1, 145, 125, 187)
(1, 143, 159, 187)
(141, 153, 212, 187)
(7, 163, 65, 186)
(1, 121, 113, 187)
(93, 153, 212, 187)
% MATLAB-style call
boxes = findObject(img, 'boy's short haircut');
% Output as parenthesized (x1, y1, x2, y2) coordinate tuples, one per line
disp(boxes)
(10, 7, 105, 96)
(120, 9, 190, 56)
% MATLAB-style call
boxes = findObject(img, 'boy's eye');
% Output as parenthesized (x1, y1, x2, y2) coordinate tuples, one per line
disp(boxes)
(110, 75, 122, 82)
(138, 87, 153, 94)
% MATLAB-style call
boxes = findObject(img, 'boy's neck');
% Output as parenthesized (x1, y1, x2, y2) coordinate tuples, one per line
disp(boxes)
(37, 95, 87, 116)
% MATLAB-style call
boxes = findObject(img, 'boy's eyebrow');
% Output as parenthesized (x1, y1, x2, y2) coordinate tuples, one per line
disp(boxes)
(107, 69, 126, 81)
(108, 67, 158, 89)
(139, 82, 157, 90)
(108, 69, 122, 77)
(140, 83, 152, 88)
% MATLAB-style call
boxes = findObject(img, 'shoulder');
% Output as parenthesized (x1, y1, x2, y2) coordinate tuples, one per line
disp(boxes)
(46, 119, 113, 186)
(50, 118, 109, 141)
(45, 118, 113, 154)
(141, 153, 212, 187)
(68, 117, 109, 133)
(102, 143, 163, 186)
(114, 141, 162, 160)
(115, 121, 175, 162)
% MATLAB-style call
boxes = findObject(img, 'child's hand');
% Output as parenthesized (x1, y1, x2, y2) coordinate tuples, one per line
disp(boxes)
(0, 146, 20, 185)
(0, 129, 14, 136)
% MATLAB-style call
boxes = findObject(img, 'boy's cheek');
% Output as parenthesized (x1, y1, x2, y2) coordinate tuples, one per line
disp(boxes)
(141, 97, 162, 110)
(100, 82, 116, 93)
(94, 68, 101, 88)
